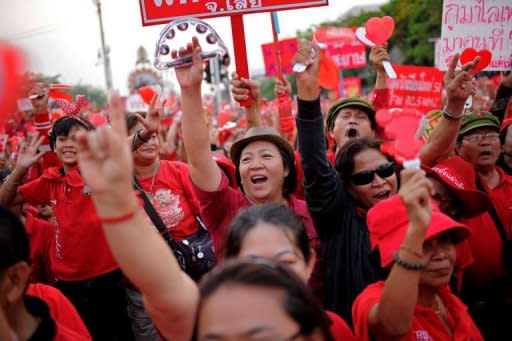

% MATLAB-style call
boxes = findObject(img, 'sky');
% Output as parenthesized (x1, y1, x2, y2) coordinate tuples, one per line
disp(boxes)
(0, 0, 385, 95)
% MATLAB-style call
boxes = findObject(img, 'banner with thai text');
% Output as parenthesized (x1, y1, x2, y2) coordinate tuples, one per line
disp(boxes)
(261, 38, 299, 77)
(314, 27, 366, 69)
(139, 0, 329, 26)
(388, 65, 444, 114)
(439, 0, 512, 71)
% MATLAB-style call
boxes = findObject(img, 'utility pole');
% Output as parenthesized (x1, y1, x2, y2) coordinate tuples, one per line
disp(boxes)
(92, 0, 113, 91)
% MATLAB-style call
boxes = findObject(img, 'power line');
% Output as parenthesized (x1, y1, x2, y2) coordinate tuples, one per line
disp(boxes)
(6, 25, 58, 41)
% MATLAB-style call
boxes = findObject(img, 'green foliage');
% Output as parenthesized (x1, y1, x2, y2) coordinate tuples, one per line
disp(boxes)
(296, 0, 443, 66)
(71, 85, 107, 109)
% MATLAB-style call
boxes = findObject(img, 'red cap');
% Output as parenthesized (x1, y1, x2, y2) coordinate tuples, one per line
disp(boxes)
(367, 195, 470, 268)
(422, 156, 489, 218)
(501, 117, 512, 133)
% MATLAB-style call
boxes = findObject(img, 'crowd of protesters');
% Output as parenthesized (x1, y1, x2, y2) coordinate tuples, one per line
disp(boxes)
(0, 30, 511, 341)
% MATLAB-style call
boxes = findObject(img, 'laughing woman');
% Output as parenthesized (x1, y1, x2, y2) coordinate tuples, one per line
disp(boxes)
(292, 41, 479, 324)
(174, 37, 324, 297)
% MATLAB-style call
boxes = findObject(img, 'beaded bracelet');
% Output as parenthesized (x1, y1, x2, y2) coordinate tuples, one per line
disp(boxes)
(393, 252, 426, 270)
(442, 106, 465, 121)
(400, 245, 424, 259)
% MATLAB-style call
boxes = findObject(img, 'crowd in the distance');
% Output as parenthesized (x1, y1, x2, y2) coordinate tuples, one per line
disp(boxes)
(0, 35, 511, 341)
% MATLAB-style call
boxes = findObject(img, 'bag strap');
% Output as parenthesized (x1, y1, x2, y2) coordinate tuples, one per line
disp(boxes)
(133, 176, 170, 237)
(475, 176, 509, 242)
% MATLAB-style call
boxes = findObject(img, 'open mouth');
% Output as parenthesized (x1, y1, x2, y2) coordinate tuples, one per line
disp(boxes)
(346, 128, 359, 138)
(250, 175, 268, 185)
(480, 151, 492, 157)
(62, 151, 76, 158)
(374, 190, 391, 201)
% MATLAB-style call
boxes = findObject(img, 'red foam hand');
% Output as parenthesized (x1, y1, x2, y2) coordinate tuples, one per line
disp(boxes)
(460, 48, 492, 74)
(376, 108, 424, 162)
(365, 16, 395, 45)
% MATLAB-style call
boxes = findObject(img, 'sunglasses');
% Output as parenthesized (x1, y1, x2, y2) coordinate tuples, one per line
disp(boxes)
(350, 162, 396, 186)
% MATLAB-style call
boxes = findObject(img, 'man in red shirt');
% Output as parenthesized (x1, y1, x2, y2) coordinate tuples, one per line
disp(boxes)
(455, 111, 512, 339)
(0, 205, 91, 340)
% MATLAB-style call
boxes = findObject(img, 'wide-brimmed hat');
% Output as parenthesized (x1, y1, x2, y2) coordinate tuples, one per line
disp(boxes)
(422, 156, 490, 218)
(229, 126, 295, 164)
(459, 111, 500, 137)
(326, 96, 376, 131)
(367, 195, 470, 268)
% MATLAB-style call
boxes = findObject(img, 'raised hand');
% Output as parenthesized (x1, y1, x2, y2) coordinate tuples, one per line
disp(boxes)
(29, 81, 50, 113)
(274, 77, 292, 97)
(398, 169, 434, 234)
(172, 37, 204, 90)
(369, 44, 391, 73)
(444, 53, 479, 107)
(230, 72, 260, 104)
(137, 93, 166, 135)
(76, 92, 133, 199)
(293, 41, 321, 100)
(15, 133, 45, 170)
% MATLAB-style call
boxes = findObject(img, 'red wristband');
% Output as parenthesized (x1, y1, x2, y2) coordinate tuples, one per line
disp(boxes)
(99, 209, 137, 224)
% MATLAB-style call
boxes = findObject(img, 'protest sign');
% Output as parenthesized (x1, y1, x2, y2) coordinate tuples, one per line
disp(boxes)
(139, 0, 329, 26)
(439, 0, 512, 71)
(388, 65, 444, 114)
(343, 77, 362, 97)
(314, 28, 366, 69)
(261, 38, 298, 77)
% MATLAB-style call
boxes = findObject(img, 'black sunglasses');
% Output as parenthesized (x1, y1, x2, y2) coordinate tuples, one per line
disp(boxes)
(350, 162, 396, 186)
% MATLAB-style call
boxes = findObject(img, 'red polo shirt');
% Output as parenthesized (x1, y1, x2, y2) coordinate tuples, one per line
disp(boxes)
(19, 167, 118, 281)
(462, 167, 512, 286)
(352, 281, 483, 341)
(137, 161, 200, 240)
(192, 172, 324, 298)
(25, 213, 54, 284)
(326, 310, 355, 341)
(26, 283, 92, 340)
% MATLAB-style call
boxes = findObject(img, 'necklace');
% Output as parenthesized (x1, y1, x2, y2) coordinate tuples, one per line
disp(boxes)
(144, 162, 159, 196)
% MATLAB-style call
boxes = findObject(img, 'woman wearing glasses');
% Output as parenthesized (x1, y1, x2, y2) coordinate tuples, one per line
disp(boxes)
(292, 42, 478, 324)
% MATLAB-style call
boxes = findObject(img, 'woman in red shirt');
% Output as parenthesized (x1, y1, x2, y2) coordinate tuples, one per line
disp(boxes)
(352, 168, 483, 341)
(222, 203, 355, 341)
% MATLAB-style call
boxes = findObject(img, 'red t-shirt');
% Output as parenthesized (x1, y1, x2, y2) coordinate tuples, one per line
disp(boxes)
(26, 283, 92, 340)
(192, 173, 324, 298)
(25, 213, 55, 284)
(352, 281, 484, 341)
(137, 160, 200, 240)
(19, 167, 118, 281)
(326, 310, 355, 341)
(462, 167, 512, 286)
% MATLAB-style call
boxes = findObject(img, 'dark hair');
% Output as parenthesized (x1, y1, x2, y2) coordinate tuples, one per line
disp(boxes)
(500, 124, 510, 145)
(222, 204, 311, 262)
(0, 168, 12, 183)
(233, 141, 298, 197)
(126, 113, 143, 133)
(335, 137, 390, 184)
(197, 260, 333, 341)
(0, 205, 30, 270)
(49, 116, 95, 150)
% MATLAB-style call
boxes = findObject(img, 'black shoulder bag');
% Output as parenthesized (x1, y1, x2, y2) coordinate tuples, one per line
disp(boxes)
(133, 177, 216, 281)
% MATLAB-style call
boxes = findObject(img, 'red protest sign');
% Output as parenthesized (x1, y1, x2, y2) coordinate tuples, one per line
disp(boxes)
(388, 65, 444, 114)
(314, 27, 366, 70)
(261, 38, 298, 77)
(139, 0, 329, 26)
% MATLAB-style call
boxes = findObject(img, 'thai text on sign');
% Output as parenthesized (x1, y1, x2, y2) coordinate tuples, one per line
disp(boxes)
(139, 0, 329, 26)
(439, 0, 512, 71)
(314, 27, 366, 70)
(388, 65, 444, 114)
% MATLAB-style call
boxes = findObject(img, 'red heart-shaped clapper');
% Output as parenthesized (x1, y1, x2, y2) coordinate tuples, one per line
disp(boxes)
(138, 86, 158, 105)
(365, 16, 395, 45)
(460, 48, 492, 74)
